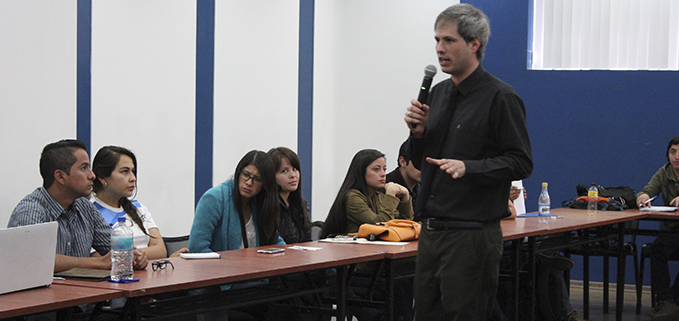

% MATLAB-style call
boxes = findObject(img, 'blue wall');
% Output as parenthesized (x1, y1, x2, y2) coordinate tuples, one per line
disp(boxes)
(466, 0, 679, 284)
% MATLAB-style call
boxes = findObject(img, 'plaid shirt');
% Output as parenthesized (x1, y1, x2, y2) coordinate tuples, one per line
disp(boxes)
(8, 187, 111, 257)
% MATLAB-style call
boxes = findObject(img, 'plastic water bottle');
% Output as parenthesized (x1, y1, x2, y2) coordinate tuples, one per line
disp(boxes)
(110, 215, 134, 281)
(587, 183, 598, 216)
(538, 182, 551, 223)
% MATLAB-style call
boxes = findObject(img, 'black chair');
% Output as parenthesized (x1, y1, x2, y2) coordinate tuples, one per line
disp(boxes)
(310, 221, 324, 241)
(564, 221, 642, 317)
(638, 242, 679, 309)
(163, 235, 189, 257)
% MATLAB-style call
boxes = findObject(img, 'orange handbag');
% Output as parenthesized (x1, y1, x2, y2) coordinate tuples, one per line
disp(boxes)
(357, 219, 421, 242)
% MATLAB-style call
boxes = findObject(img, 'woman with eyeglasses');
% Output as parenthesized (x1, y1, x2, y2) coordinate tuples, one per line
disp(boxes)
(91, 146, 188, 260)
(321, 149, 414, 238)
(189, 150, 284, 254)
(267, 147, 312, 244)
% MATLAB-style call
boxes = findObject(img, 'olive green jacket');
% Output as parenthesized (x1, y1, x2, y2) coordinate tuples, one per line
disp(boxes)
(638, 163, 679, 229)
(344, 189, 414, 234)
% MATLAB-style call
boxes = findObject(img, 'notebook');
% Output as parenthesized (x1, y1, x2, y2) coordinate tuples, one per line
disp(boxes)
(640, 206, 678, 212)
(54, 268, 111, 281)
(0, 221, 58, 295)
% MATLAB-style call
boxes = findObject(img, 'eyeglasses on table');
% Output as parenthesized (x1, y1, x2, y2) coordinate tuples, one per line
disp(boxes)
(152, 259, 174, 271)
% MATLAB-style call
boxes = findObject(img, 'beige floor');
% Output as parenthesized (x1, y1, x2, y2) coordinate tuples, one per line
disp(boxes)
(333, 280, 655, 321)
(567, 280, 653, 321)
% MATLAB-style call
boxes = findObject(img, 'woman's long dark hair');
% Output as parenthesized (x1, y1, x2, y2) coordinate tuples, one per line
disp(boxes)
(267, 147, 312, 233)
(92, 146, 151, 237)
(233, 150, 280, 246)
(320, 149, 385, 238)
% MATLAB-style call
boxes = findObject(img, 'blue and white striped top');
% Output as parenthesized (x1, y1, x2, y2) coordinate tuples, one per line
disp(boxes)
(8, 187, 111, 257)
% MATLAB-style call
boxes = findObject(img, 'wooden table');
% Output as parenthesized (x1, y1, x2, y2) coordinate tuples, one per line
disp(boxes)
(630, 209, 679, 236)
(55, 242, 387, 320)
(2, 208, 656, 321)
(0, 284, 122, 319)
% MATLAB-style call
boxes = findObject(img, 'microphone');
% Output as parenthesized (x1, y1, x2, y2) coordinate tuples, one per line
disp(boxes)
(411, 64, 437, 128)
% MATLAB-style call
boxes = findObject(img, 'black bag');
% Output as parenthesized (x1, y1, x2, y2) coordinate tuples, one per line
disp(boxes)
(576, 185, 637, 209)
(562, 198, 625, 211)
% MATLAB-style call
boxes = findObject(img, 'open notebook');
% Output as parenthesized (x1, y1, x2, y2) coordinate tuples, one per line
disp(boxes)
(0, 222, 58, 295)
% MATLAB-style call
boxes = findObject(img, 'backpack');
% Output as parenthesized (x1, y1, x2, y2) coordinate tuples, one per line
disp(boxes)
(561, 197, 625, 211)
(576, 185, 637, 209)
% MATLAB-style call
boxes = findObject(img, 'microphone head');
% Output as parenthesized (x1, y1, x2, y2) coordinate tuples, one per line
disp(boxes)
(424, 64, 437, 78)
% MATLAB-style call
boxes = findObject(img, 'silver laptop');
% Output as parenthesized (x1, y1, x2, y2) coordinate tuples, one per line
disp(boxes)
(0, 221, 58, 295)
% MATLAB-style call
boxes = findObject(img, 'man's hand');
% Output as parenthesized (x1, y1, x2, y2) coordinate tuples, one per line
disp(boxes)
(636, 193, 651, 208)
(670, 196, 679, 207)
(98, 252, 112, 269)
(509, 186, 522, 201)
(405, 99, 429, 138)
(426, 157, 466, 179)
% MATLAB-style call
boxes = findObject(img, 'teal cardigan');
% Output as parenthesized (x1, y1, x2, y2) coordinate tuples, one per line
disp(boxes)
(188, 179, 285, 253)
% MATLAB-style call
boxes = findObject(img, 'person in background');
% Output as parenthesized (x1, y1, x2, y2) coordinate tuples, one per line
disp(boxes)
(8, 139, 148, 272)
(386, 141, 421, 203)
(189, 150, 284, 253)
(188, 151, 284, 320)
(267, 147, 312, 244)
(320, 149, 414, 321)
(403, 4, 533, 320)
(495, 185, 583, 321)
(320, 149, 413, 238)
(637, 136, 679, 321)
(91, 146, 188, 259)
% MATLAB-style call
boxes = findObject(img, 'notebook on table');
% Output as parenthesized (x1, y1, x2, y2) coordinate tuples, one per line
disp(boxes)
(54, 268, 111, 281)
(0, 221, 58, 295)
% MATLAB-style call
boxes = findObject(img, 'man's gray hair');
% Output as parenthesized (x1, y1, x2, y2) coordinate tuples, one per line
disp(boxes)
(435, 4, 491, 61)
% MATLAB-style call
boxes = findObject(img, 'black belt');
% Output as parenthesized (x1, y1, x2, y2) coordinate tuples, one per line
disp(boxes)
(424, 218, 491, 231)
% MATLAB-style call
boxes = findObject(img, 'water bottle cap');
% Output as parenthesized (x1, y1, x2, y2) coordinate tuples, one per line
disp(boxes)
(542, 182, 548, 186)
(117, 216, 126, 222)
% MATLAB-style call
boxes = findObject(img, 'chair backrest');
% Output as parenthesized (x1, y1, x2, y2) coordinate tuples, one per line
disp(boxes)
(310, 221, 324, 241)
(163, 235, 189, 258)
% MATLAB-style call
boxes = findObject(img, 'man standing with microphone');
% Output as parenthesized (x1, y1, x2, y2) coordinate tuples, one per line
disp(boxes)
(404, 4, 533, 320)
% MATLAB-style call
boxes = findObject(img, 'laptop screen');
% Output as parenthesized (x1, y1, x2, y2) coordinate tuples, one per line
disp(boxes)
(0, 221, 58, 295)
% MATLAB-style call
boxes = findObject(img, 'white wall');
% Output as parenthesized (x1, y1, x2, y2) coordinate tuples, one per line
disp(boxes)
(213, 0, 299, 185)
(0, 1, 77, 228)
(311, 0, 454, 222)
(91, 0, 196, 237)
(0, 0, 456, 236)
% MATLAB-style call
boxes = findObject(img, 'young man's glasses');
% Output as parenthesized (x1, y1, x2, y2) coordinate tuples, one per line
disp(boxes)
(240, 172, 263, 185)
(151, 259, 174, 271)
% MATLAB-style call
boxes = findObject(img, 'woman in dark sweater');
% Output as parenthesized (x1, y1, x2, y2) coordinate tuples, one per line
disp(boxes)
(267, 147, 312, 244)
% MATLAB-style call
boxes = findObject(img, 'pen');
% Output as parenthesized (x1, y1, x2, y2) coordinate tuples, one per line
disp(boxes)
(642, 195, 657, 207)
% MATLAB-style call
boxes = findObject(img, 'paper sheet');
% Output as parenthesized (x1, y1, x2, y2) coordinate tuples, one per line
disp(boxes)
(319, 238, 409, 246)
(288, 245, 323, 251)
(640, 206, 678, 212)
(512, 180, 526, 215)
(180, 252, 221, 259)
